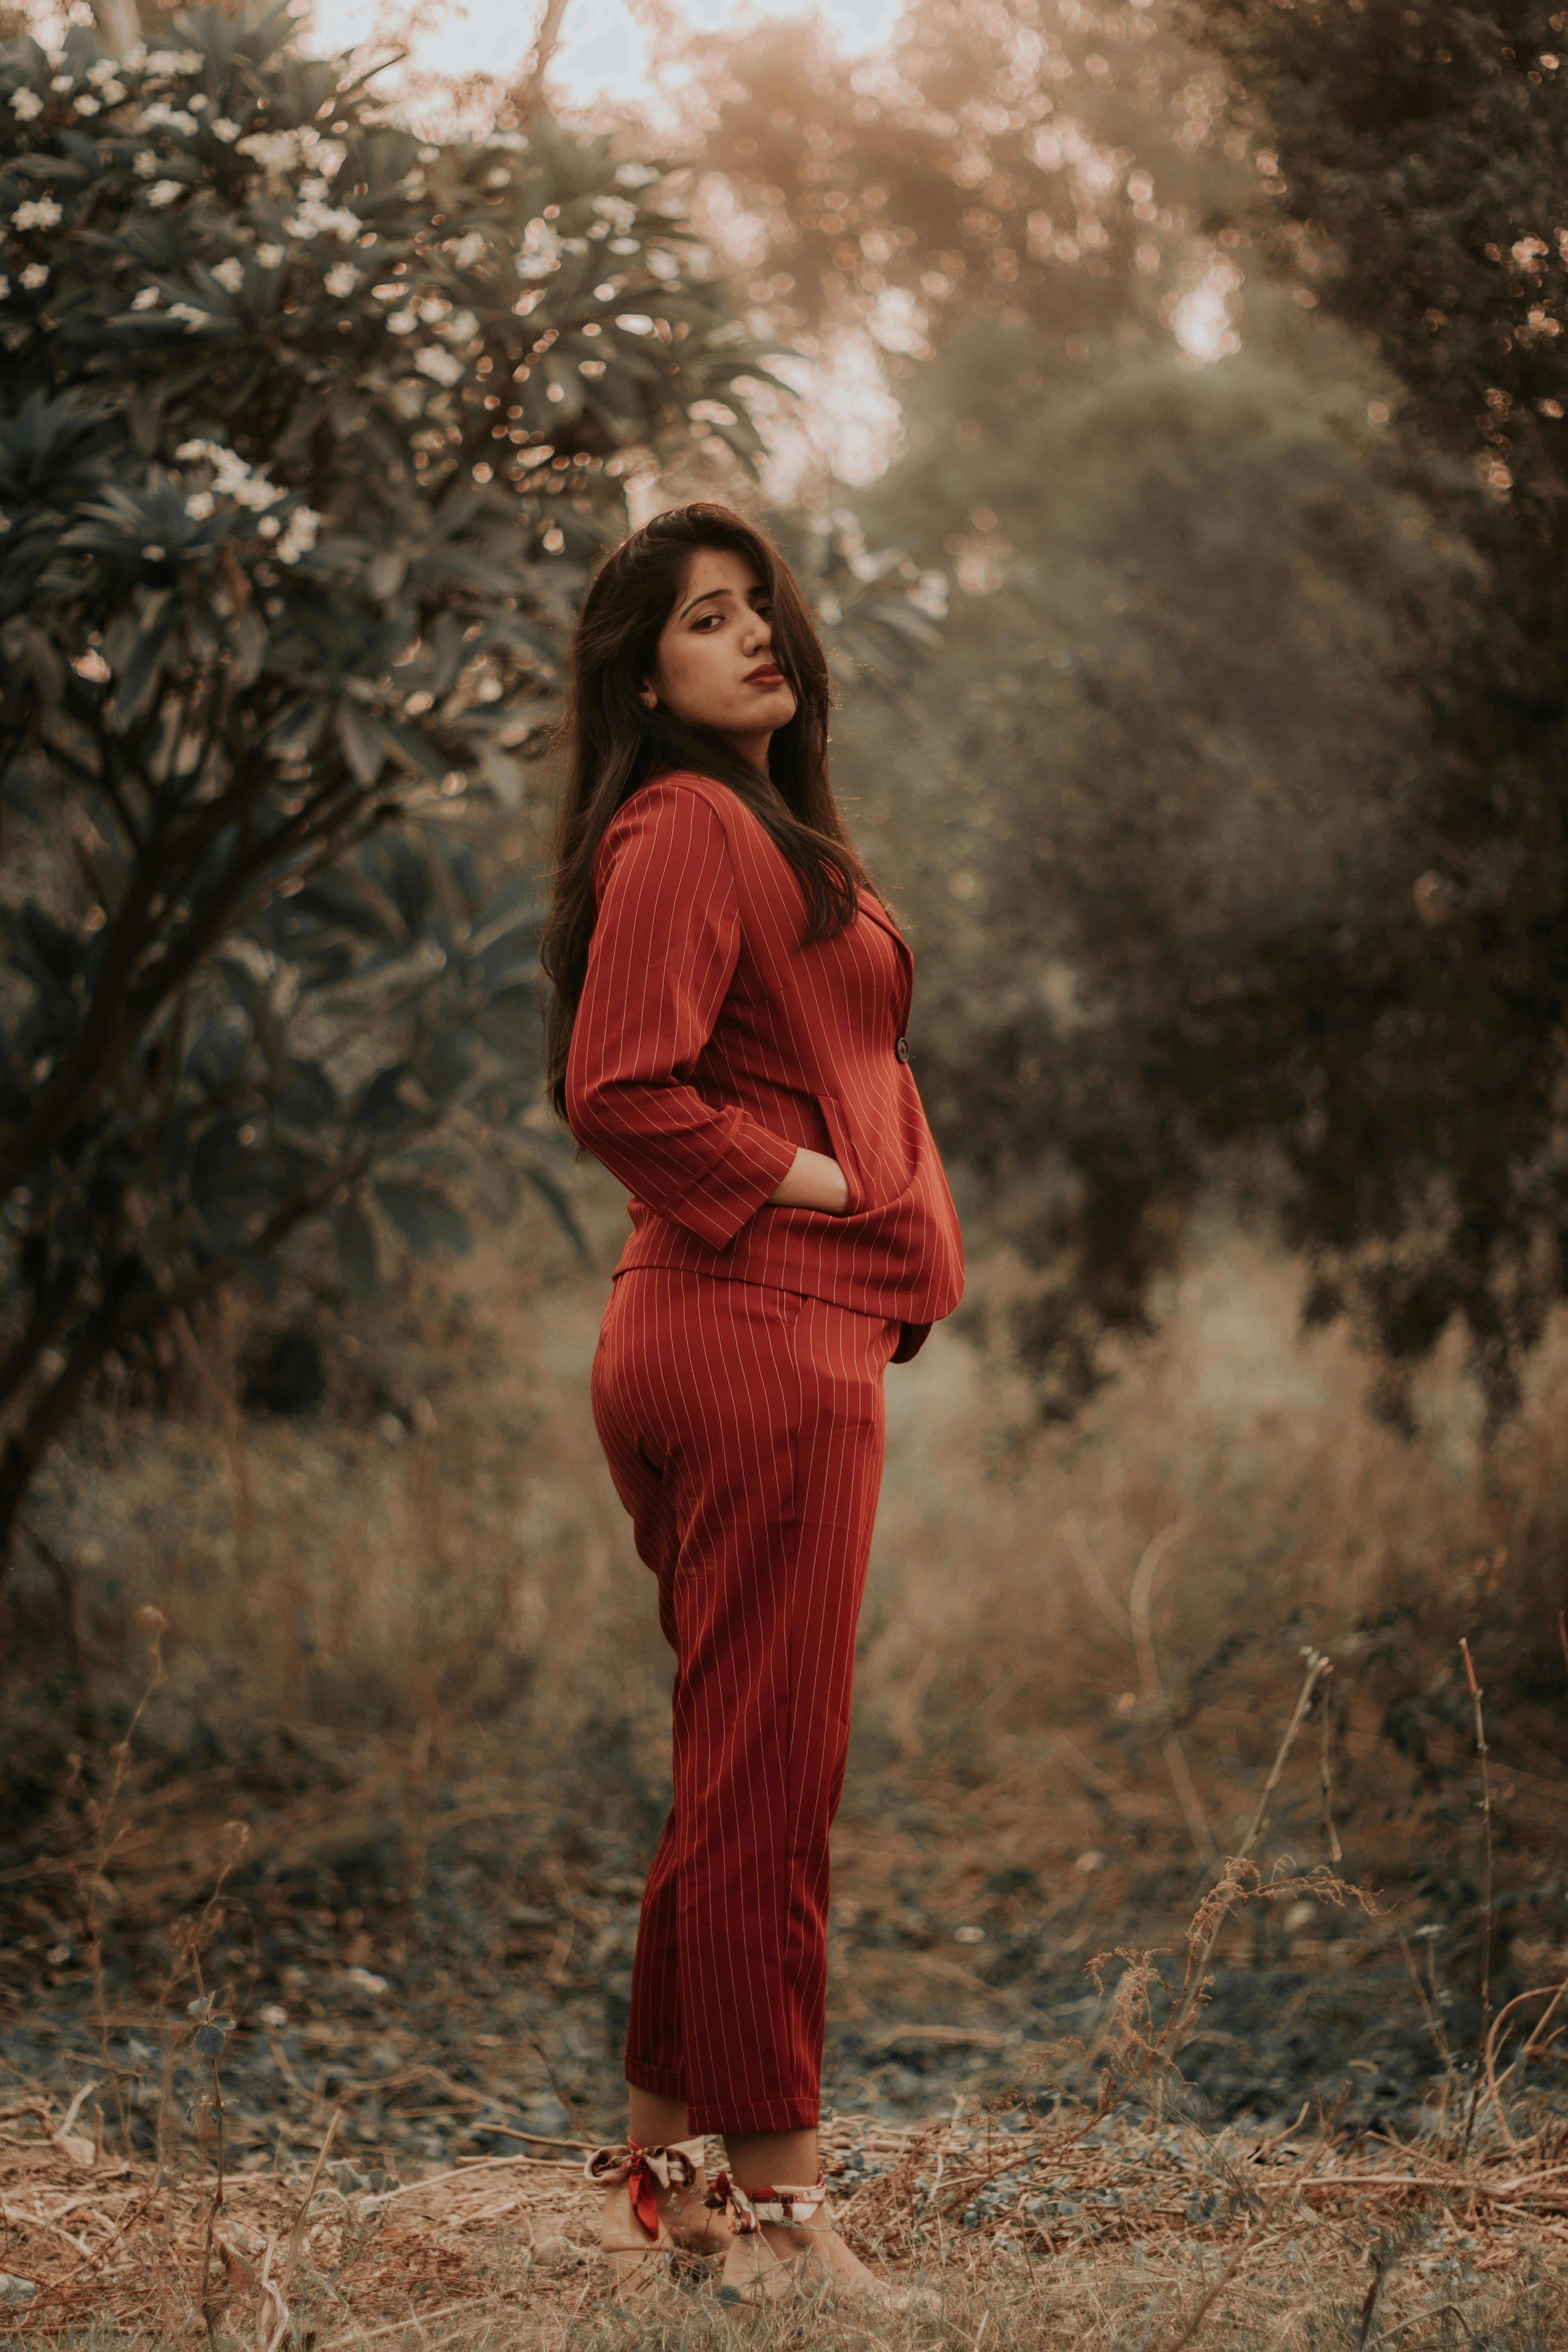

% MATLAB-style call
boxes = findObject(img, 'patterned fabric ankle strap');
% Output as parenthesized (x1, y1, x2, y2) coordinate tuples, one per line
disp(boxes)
(583, 2137, 705, 2241)
(704, 2171, 830, 2234)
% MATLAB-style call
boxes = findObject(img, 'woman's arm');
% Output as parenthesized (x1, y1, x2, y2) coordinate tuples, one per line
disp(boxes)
(566, 783, 811, 1245)
(766, 1147, 849, 1214)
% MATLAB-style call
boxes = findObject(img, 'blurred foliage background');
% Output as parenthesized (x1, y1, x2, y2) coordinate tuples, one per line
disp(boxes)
(2, 0, 1568, 2157)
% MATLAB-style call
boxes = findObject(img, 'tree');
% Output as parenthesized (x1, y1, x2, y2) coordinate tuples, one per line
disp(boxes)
(683, 0, 1568, 1426)
(0, 1, 786, 1580)
(1168, 0, 1568, 1418)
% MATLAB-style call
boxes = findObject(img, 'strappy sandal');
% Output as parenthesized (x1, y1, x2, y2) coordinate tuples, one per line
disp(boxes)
(583, 2136, 722, 2300)
(708, 2172, 939, 2315)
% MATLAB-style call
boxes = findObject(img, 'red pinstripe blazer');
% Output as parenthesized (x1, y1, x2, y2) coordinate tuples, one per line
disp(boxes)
(564, 770, 964, 1347)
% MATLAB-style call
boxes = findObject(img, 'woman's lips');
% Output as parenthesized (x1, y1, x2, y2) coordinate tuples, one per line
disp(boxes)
(745, 665, 785, 685)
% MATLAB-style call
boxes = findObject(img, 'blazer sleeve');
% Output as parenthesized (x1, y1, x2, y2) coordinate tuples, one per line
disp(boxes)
(564, 781, 799, 1248)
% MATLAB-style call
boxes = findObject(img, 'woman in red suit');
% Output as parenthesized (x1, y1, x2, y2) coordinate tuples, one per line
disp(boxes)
(542, 502, 963, 2308)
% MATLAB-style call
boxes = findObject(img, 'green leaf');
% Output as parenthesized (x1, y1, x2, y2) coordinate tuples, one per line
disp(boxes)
(375, 1182, 470, 1259)
(521, 1159, 590, 1264)
(332, 1200, 379, 1299)
(336, 701, 390, 788)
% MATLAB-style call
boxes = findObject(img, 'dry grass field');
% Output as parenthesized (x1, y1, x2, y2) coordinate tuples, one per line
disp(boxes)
(2, 1173, 1566, 2345)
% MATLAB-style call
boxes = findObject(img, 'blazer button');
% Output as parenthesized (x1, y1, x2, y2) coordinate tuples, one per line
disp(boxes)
(895, 1036, 911, 1063)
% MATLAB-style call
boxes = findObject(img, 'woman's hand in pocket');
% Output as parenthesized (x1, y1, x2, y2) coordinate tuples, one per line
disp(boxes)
(765, 1147, 850, 1214)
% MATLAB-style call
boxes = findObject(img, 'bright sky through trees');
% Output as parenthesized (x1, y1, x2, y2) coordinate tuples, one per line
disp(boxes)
(309, 0, 902, 101)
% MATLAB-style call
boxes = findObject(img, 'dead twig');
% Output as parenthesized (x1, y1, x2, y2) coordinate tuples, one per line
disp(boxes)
(281, 2106, 341, 2292)
(1318, 1662, 1342, 1864)
(1232, 1649, 1332, 1868)
(1372, 2303, 1477, 2345)
(1061, 1519, 1132, 1641)
(1127, 1520, 1216, 1862)
(1457, 1639, 1492, 2164)
(1154, 1652, 1339, 2081)
(1153, 2134, 1330, 2352)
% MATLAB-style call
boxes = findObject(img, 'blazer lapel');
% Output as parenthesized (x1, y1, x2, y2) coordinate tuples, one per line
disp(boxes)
(858, 891, 915, 1025)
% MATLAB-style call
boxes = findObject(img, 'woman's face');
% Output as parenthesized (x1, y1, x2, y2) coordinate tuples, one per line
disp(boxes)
(643, 546, 797, 766)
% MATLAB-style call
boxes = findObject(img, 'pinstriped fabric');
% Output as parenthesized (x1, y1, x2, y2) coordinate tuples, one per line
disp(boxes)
(592, 1267, 898, 2134)
(565, 769, 964, 1331)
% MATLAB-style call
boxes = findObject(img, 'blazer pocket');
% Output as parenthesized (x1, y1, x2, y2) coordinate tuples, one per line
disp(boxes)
(815, 1093, 865, 1214)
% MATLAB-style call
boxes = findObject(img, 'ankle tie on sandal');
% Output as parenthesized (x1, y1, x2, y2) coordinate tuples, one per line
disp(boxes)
(705, 2172, 829, 2234)
(584, 2136, 705, 2242)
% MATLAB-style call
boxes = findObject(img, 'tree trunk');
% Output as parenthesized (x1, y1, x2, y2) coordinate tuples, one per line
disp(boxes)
(0, 1262, 136, 1589)
(516, 0, 571, 113)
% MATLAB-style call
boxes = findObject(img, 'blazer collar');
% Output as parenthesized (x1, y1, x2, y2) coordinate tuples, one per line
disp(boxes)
(858, 888, 911, 961)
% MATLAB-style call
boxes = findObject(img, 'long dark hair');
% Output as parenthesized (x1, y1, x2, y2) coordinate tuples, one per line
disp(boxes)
(541, 501, 873, 1117)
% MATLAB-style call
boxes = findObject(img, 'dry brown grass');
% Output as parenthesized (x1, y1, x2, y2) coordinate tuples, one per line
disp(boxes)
(5, 2011, 1567, 2347)
(4, 1198, 1568, 2345)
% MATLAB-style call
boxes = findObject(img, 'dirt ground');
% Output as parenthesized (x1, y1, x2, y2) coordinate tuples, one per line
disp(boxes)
(4, 1219, 1567, 2344)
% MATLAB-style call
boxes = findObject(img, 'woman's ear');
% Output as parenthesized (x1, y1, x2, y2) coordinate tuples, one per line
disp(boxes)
(639, 681, 659, 712)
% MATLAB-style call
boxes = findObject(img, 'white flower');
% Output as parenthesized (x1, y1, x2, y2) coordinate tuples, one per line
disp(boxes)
(131, 287, 160, 309)
(437, 307, 478, 341)
(145, 49, 202, 74)
(259, 2003, 288, 2028)
(211, 256, 244, 292)
(177, 439, 285, 510)
(74, 94, 100, 115)
(515, 218, 559, 281)
(51, 73, 74, 92)
(324, 262, 358, 297)
(212, 117, 238, 142)
(413, 344, 463, 387)
(189, 94, 207, 110)
(147, 181, 183, 208)
(257, 244, 283, 269)
(12, 198, 62, 230)
(386, 310, 416, 334)
(417, 296, 449, 322)
(276, 505, 319, 564)
(257, 514, 280, 538)
(20, 263, 49, 289)
(236, 129, 297, 167)
(143, 100, 196, 134)
(9, 88, 44, 122)
(121, 43, 147, 70)
(87, 59, 118, 85)
(185, 489, 215, 519)
(167, 301, 208, 326)
(98, 80, 126, 105)
(133, 152, 158, 177)
(452, 232, 486, 270)
(283, 194, 360, 243)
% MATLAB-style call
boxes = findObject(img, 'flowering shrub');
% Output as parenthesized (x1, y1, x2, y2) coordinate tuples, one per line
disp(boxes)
(0, 1, 787, 1572)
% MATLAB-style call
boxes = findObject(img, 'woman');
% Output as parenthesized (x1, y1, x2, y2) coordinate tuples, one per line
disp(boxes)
(542, 501, 963, 2308)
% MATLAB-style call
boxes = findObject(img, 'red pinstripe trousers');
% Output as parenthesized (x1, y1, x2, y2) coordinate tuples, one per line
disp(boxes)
(591, 1267, 900, 2135)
